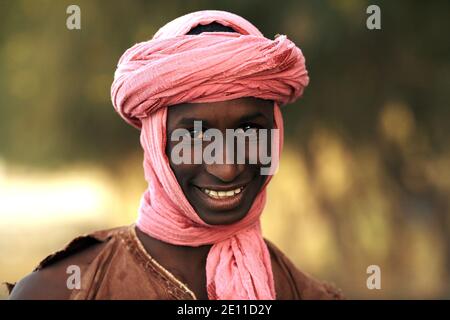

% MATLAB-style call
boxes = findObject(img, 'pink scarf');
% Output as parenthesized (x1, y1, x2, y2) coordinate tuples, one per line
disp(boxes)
(111, 10, 309, 300)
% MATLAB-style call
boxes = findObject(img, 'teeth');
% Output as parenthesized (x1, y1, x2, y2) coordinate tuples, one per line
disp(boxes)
(203, 187, 244, 199)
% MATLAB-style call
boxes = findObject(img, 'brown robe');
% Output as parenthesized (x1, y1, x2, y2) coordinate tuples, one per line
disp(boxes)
(7, 224, 343, 300)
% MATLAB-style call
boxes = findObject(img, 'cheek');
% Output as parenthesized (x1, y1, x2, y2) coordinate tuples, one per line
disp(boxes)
(168, 158, 199, 187)
(168, 146, 201, 185)
(236, 131, 273, 167)
(166, 139, 203, 165)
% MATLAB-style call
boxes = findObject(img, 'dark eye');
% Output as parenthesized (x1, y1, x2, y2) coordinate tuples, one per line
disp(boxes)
(234, 124, 262, 142)
(185, 126, 211, 142)
(188, 128, 204, 140)
(240, 123, 263, 131)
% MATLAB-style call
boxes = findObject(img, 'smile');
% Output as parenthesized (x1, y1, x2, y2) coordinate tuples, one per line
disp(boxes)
(193, 183, 249, 212)
(201, 187, 243, 199)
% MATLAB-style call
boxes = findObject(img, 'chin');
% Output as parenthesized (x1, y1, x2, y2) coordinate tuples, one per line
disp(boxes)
(197, 207, 250, 225)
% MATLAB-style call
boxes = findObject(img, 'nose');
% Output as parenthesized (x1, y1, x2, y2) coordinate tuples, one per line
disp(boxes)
(204, 141, 245, 182)
(205, 162, 245, 183)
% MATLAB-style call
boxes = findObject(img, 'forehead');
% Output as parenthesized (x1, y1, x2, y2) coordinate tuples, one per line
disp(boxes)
(167, 97, 273, 128)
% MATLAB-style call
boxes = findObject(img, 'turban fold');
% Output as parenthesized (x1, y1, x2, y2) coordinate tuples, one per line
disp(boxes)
(111, 10, 308, 129)
(111, 10, 309, 299)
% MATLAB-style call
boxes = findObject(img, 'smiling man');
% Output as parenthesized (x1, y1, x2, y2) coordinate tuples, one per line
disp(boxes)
(9, 10, 343, 300)
(166, 98, 275, 225)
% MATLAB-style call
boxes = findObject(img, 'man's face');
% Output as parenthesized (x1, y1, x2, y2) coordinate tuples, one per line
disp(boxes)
(166, 97, 274, 225)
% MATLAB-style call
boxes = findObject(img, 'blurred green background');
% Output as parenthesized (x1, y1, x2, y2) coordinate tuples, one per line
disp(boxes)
(1, 0, 449, 299)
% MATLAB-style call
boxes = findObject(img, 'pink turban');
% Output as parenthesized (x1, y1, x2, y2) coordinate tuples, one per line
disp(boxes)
(111, 10, 309, 299)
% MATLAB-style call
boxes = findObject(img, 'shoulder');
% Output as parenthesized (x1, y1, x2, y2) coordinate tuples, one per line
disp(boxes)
(8, 225, 129, 300)
(264, 239, 344, 300)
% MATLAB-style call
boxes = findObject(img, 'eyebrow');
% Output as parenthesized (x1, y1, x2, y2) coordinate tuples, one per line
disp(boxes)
(176, 117, 211, 127)
(175, 112, 271, 128)
(238, 111, 270, 123)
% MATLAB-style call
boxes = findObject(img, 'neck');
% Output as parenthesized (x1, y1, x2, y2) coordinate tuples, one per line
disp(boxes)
(135, 225, 212, 300)
(135, 225, 212, 269)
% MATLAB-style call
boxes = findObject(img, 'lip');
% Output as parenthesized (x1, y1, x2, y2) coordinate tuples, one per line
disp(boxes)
(193, 184, 248, 212)
(195, 181, 249, 191)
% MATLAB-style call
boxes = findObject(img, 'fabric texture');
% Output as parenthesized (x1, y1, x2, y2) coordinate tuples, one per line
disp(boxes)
(6, 225, 344, 300)
(110, 10, 309, 300)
